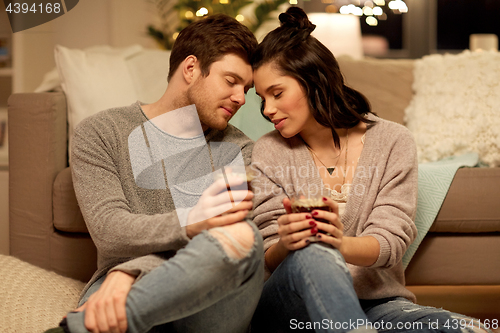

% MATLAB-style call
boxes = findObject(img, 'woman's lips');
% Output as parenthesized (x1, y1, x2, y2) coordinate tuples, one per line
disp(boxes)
(274, 118, 285, 130)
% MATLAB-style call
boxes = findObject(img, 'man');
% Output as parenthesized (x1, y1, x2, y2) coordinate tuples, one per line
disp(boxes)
(46, 14, 263, 333)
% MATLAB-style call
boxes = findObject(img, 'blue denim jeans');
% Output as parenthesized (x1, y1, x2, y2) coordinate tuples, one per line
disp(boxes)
(67, 221, 264, 333)
(251, 244, 493, 333)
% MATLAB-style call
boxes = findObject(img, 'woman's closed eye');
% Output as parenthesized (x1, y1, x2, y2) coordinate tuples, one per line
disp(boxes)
(274, 92, 283, 98)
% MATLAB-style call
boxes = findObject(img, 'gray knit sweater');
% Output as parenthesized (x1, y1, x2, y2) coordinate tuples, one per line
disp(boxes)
(251, 115, 418, 302)
(71, 102, 253, 298)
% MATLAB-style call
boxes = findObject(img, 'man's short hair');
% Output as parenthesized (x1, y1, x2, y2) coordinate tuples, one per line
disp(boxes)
(168, 14, 258, 81)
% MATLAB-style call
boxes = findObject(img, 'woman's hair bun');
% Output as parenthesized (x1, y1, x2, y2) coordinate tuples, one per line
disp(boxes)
(278, 7, 316, 36)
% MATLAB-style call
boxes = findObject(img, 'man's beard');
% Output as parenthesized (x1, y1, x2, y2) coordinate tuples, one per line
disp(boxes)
(187, 78, 228, 131)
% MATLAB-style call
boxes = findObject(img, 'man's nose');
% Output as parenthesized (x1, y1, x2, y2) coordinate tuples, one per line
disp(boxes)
(231, 89, 246, 105)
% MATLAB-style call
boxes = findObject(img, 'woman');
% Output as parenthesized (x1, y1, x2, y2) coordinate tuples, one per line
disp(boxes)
(250, 7, 490, 333)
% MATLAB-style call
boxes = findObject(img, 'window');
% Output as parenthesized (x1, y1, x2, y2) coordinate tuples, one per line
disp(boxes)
(437, 0, 500, 50)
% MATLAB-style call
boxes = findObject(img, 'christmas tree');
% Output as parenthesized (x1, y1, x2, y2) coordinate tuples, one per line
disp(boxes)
(147, 0, 288, 49)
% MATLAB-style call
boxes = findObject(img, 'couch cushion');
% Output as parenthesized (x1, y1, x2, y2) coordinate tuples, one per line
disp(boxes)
(406, 285, 500, 320)
(50, 231, 97, 282)
(53, 167, 88, 233)
(337, 56, 414, 125)
(431, 167, 500, 233)
(405, 233, 500, 285)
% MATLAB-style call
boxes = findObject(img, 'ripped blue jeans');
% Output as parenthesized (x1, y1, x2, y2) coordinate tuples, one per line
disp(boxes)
(251, 243, 493, 333)
(362, 297, 495, 333)
(67, 221, 264, 333)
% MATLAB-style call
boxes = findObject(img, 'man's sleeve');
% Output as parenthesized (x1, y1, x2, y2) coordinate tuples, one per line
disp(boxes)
(240, 138, 254, 166)
(71, 117, 191, 269)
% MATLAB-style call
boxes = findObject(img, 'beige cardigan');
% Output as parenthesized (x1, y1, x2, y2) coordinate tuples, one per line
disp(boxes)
(251, 115, 418, 302)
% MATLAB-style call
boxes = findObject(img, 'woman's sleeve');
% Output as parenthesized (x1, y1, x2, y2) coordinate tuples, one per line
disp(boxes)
(360, 128, 418, 269)
(250, 136, 288, 253)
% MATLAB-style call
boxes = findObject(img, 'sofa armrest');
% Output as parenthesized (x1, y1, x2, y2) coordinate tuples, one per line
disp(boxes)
(8, 92, 68, 270)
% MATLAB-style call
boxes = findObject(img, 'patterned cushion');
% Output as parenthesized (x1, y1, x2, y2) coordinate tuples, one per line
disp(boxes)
(0, 255, 84, 332)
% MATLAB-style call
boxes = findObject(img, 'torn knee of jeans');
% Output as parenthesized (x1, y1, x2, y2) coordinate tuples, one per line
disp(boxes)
(208, 223, 255, 260)
(312, 244, 349, 274)
(401, 305, 424, 313)
(388, 300, 438, 314)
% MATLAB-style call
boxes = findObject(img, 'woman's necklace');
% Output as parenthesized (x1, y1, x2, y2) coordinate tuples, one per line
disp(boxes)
(306, 130, 349, 176)
(308, 130, 366, 202)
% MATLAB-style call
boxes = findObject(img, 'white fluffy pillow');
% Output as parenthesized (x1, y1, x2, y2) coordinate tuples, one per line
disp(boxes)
(55, 45, 139, 148)
(405, 50, 500, 167)
(126, 48, 170, 104)
(54, 45, 171, 158)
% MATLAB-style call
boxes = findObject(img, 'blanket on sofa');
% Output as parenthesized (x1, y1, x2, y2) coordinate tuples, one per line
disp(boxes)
(403, 152, 479, 269)
(0, 255, 85, 332)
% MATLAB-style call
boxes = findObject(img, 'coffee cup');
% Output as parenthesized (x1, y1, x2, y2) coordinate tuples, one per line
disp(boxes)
(291, 196, 332, 242)
(214, 166, 255, 193)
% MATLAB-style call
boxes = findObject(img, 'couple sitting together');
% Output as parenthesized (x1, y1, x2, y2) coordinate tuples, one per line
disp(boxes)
(46, 7, 491, 333)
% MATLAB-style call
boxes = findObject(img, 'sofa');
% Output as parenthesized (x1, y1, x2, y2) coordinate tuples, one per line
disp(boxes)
(7, 50, 500, 328)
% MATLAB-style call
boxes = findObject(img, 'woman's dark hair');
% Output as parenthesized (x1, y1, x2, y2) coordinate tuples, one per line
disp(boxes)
(252, 7, 374, 148)
(168, 14, 258, 81)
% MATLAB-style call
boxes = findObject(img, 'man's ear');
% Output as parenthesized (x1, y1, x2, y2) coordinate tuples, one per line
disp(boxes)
(182, 55, 199, 84)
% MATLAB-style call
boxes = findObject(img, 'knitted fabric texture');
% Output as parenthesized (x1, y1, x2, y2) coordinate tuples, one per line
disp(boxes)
(0, 255, 85, 333)
(404, 50, 500, 167)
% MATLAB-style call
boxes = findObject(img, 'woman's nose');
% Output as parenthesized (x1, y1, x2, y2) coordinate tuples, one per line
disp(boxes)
(262, 101, 276, 118)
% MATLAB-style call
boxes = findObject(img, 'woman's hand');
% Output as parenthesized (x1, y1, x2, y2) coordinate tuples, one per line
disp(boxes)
(310, 197, 344, 250)
(265, 197, 317, 271)
(307, 197, 380, 266)
(276, 197, 318, 251)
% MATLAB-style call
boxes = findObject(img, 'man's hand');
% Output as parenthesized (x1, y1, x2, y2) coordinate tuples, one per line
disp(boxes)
(186, 174, 253, 238)
(75, 271, 135, 333)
